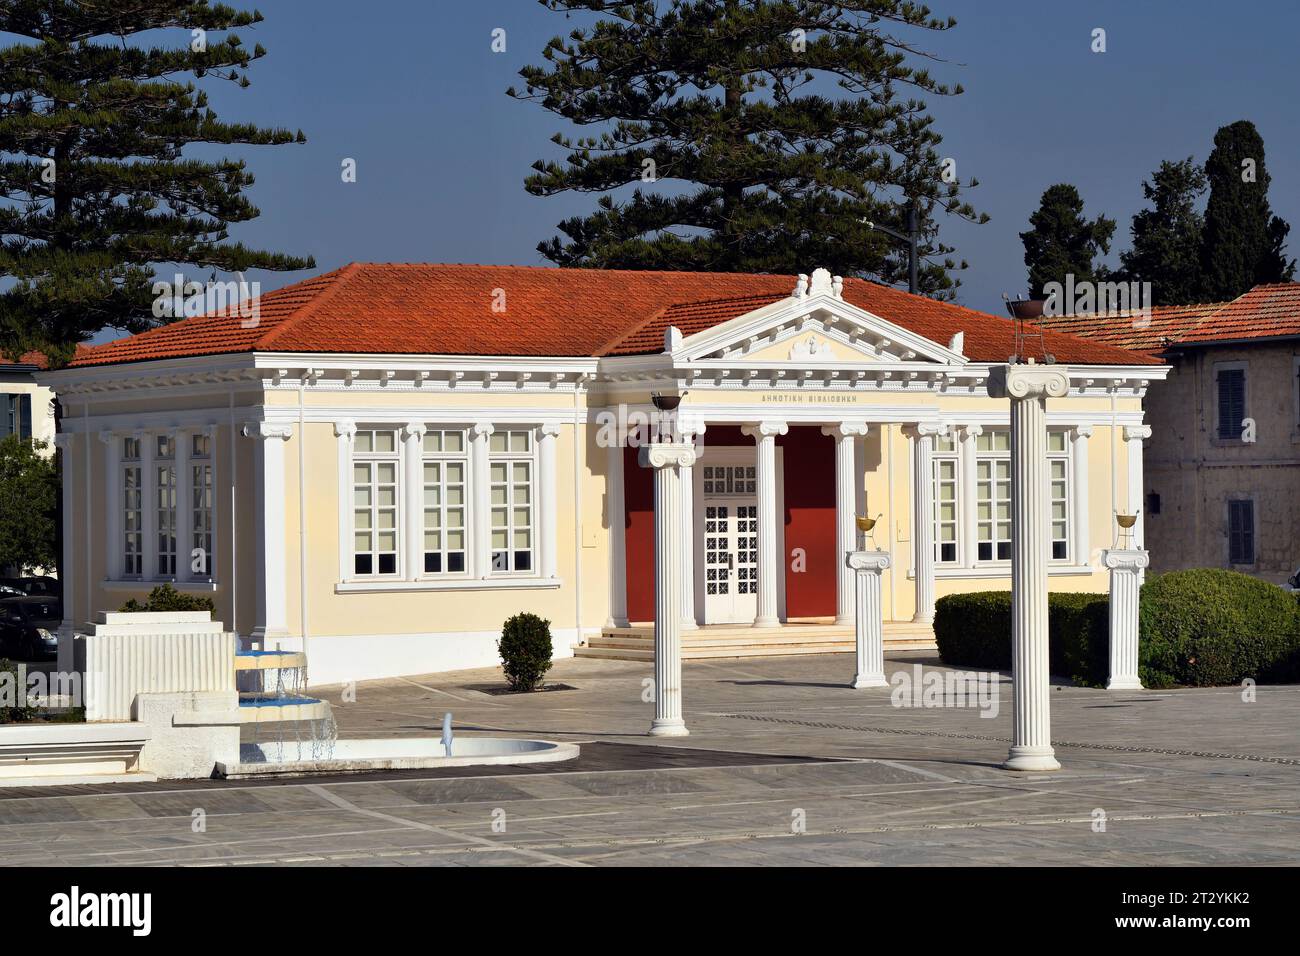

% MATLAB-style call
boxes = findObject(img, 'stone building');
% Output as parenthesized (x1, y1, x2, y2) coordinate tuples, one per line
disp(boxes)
(1042, 283, 1300, 585)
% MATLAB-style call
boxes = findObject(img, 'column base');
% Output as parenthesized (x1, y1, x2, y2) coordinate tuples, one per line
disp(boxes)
(834, 615, 854, 627)
(911, 613, 933, 625)
(752, 616, 780, 628)
(1003, 747, 1061, 772)
(648, 719, 689, 737)
(1105, 676, 1144, 691)
(681, 619, 699, 632)
(851, 672, 888, 689)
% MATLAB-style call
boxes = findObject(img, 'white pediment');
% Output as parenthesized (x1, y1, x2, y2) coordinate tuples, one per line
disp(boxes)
(674, 274, 968, 367)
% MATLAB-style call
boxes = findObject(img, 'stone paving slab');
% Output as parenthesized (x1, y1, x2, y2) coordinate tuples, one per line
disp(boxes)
(2, 653, 1298, 866)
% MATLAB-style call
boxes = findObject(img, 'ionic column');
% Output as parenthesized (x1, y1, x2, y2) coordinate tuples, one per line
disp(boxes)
(1103, 548, 1148, 690)
(678, 419, 706, 630)
(639, 441, 697, 736)
(470, 423, 495, 579)
(606, 440, 628, 628)
(742, 420, 788, 627)
(402, 422, 427, 579)
(991, 363, 1070, 772)
(537, 422, 562, 579)
(823, 422, 869, 625)
(242, 422, 293, 644)
(848, 549, 891, 688)
(99, 431, 122, 580)
(54, 433, 77, 676)
(1069, 424, 1093, 566)
(1123, 424, 1152, 581)
(903, 422, 946, 624)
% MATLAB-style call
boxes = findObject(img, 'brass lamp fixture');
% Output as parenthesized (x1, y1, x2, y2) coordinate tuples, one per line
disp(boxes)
(1114, 511, 1138, 548)
(855, 513, 882, 550)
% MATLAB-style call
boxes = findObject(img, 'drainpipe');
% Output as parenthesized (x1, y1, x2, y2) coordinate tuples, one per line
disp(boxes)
(229, 388, 237, 637)
(572, 374, 586, 651)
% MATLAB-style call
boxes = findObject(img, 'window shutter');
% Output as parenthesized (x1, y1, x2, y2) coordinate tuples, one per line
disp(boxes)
(18, 394, 31, 440)
(1217, 370, 1245, 439)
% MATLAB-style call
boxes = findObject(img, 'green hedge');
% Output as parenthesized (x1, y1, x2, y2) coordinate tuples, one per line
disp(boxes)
(936, 570, 1300, 688)
(118, 582, 215, 614)
(1138, 569, 1300, 688)
(934, 591, 1110, 686)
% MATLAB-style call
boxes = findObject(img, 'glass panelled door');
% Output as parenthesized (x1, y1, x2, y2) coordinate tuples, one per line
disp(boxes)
(701, 465, 758, 623)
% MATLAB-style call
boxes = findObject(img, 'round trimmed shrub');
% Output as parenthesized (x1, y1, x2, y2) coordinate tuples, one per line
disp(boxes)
(497, 613, 554, 692)
(1138, 569, 1300, 687)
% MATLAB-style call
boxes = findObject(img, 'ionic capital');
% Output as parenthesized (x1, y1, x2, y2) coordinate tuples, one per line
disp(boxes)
(988, 363, 1071, 400)
(741, 421, 788, 440)
(638, 442, 697, 470)
(1123, 425, 1152, 442)
(821, 422, 869, 439)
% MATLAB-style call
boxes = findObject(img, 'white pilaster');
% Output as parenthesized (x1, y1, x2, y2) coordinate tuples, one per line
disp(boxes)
(992, 363, 1069, 772)
(958, 424, 982, 567)
(537, 422, 561, 579)
(138, 429, 156, 579)
(1123, 425, 1151, 575)
(242, 422, 293, 643)
(606, 440, 628, 628)
(334, 420, 357, 583)
(823, 423, 869, 625)
(903, 422, 945, 624)
(678, 419, 706, 630)
(639, 441, 697, 736)
(175, 428, 192, 580)
(1103, 548, 1148, 690)
(470, 423, 495, 579)
(99, 431, 122, 581)
(848, 549, 891, 688)
(402, 422, 427, 580)
(1070, 424, 1093, 566)
(742, 420, 788, 627)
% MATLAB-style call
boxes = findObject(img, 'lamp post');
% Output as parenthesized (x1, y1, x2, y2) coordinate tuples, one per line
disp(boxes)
(863, 204, 920, 295)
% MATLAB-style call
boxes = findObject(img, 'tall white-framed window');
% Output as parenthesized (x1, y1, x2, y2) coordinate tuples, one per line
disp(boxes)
(191, 432, 214, 578)
(488, 429, 534, 574)
(421, 428, 469, 575)
(932, 433, 959, 564)
(975, 429, 1012, 562)
(1047, 430, 1070, 561)
(154, 434, 178, 577)
(351, 428, 400, 576)
(122, 436, 143, 577)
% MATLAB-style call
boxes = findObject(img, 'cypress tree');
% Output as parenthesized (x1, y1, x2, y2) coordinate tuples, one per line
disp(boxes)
(0, 1, 314, 366)
(1199, 120, 1294, 301)
(1119, 158, 1207, 306)
(1020, 183, 1115, 299)
(511, 0, 987, 298)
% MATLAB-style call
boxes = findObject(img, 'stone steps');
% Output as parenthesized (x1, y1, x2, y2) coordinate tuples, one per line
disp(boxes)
(573, 622, 935, 661)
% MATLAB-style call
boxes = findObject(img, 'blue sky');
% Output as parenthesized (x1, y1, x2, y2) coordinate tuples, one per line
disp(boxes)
(72, 0, 1300, 317)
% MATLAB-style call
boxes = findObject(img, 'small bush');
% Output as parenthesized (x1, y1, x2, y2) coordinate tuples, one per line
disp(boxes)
(497, 613, 553, 691)
(935, 590, 1110, 686)
(118, 582, 215, 614)
(1138, 569, 1300, 687)
(0, 659, 38, 724)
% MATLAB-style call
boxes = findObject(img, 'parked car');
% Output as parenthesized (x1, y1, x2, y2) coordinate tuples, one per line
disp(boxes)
(0, 596, 61, 660)
(0, 576, 61, 599)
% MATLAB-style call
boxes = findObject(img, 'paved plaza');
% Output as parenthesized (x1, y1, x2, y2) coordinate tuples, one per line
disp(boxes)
(2, 651, 1297, 866)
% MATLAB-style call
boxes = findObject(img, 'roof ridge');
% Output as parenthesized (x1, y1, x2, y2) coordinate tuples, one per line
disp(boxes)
(255, 263, 363, 350)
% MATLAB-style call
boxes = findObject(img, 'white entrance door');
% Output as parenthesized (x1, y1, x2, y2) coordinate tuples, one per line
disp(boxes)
(701, 464, 759, 624)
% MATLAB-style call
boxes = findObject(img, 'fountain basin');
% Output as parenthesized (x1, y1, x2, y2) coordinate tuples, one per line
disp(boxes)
(216, 736, 579, 778)
(237, 696, 331, 724)
(235, 650, 308, 671)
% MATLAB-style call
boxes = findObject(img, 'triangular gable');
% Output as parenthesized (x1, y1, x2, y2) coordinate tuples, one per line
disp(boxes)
(675, 269, 967, 366)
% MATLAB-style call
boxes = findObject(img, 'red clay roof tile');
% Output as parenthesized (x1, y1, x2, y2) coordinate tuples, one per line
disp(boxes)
(70, 263, 1163, 368)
